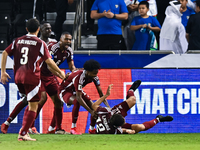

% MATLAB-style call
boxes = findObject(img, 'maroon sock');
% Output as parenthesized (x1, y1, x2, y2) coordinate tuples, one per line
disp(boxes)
(50, 110, 56, 128)
(126, 90, 135, 99)
(90, 116, 96, 127)
(7, 101, 27, 123)
(142, 119, 158, 131)
(122, 123, 132, 129)
(72, 99, 80, 123)
(55, 107, 63, 130)
(20, 111, 36, 136)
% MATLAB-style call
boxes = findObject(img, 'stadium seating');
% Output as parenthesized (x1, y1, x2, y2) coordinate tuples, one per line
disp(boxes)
(12, 14, 40, 38)
(0, 38, 8, 50)
(0, 0, 15, 20)
(0, 14, 11, 45)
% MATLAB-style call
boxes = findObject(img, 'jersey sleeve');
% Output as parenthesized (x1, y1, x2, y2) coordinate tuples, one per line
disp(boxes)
(5, 42, 14, 56)
(120, 0, 128, 13)
(131, 16, 138, 26)
(41, 41, 51, 61)
(91, 0, 98, 11)
(74, 74, 83, 92)
(151, 16, 161, 28)
(66, 47, 74, 63)
(93, 76, 100, 86)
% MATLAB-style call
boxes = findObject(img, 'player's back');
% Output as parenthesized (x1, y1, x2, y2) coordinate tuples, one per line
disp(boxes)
(11, 35, 48, 85)
(60, 70, 84, 91)
(96, 106, 123, 134)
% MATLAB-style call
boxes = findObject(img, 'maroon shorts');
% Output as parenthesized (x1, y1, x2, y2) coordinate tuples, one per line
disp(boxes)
(40, 82, 45, 92)
(17, 83, 41, 102)
(112, 101, 130, 117)
(41, 75, 59, 96)
(59, 89, 91, 105)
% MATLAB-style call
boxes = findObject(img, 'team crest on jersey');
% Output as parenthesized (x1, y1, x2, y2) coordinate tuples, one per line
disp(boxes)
(97, 80, 100, 85)
(115, 5, 118, 8)
(78, 84, 82, 90)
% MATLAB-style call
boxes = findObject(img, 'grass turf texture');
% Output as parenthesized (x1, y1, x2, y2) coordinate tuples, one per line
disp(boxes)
(1, 133, 200, 150)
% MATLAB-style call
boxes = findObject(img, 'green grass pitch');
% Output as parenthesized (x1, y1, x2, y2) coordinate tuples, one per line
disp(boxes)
(1, 133, 200, 150)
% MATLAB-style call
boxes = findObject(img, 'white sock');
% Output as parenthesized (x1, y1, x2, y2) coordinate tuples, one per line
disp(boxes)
(48, 126, 55, 131)
(4, 121, 10, 126)
(71, 123, 76, 128)
(89, 126, 95, 130)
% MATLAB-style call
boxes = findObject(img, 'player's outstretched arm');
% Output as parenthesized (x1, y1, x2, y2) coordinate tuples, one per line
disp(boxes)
(0, 50, 11, 84)
(122, 128, 135, 134)
(96, 85, 110, 107)
(92, 84, 113, 111)
(45, 58, 65, 80)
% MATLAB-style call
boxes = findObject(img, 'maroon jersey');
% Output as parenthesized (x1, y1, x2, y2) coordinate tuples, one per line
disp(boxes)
(5, 34, 51, 85)
(59, 70, 100, 93)
(41, 42, 74, 76)
(96, 106, 123, 134)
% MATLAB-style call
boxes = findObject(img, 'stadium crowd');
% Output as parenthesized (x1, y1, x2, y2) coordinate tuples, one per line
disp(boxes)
(0, 0, 200, 53)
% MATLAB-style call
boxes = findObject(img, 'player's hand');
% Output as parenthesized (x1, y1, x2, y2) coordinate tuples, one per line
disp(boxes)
(128, 4, 138, 12)
(105, 10, 114, 18)
(126, 129, 135, 134)
(0, 72, 11, 85)
(106, 84, 113, 96)
(90, 110, 97, 119)
(64, 72, 70, 80)
(142, 24, 147, 28)
(147, 23, 152, 29)
(60, 71, 66, 80)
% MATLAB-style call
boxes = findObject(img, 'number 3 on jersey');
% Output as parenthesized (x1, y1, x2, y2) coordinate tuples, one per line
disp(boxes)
(20, 47, 29, 65)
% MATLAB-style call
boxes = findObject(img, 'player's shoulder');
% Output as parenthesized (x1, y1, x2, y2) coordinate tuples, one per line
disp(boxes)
(48, 38, 57, 43)
(50, 42, 60, 51)
(66, 46, 74, 54)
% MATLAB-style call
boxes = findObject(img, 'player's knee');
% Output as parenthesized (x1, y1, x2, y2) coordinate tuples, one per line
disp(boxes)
(127, 96, 136, 107)
(132, 124, 145, 133)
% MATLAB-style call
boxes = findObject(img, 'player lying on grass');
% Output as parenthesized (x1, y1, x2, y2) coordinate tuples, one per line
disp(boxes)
(92, 80, 173, 134)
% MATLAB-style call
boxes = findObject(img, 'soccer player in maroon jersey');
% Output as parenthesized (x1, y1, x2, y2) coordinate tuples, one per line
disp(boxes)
(92, 80, 173, 134)
(58, 59, 110, 134)
(0, 18, 65, 141)
(39, 30, 77, 134)
(0, 22, 76, 135)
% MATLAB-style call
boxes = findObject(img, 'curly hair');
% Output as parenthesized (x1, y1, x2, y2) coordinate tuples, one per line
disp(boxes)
(83, 59, 101, 71)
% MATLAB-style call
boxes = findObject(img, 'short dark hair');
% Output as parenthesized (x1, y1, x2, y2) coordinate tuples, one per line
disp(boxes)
(196, 0, 200, 8)
(139, 1, 149, 9)
(26, 18, 40, 33)
(40, 21, 50, 26)
(83, 59, 101, 71)
(110, 114, 125, 128)
(61, 31, 71, 37)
